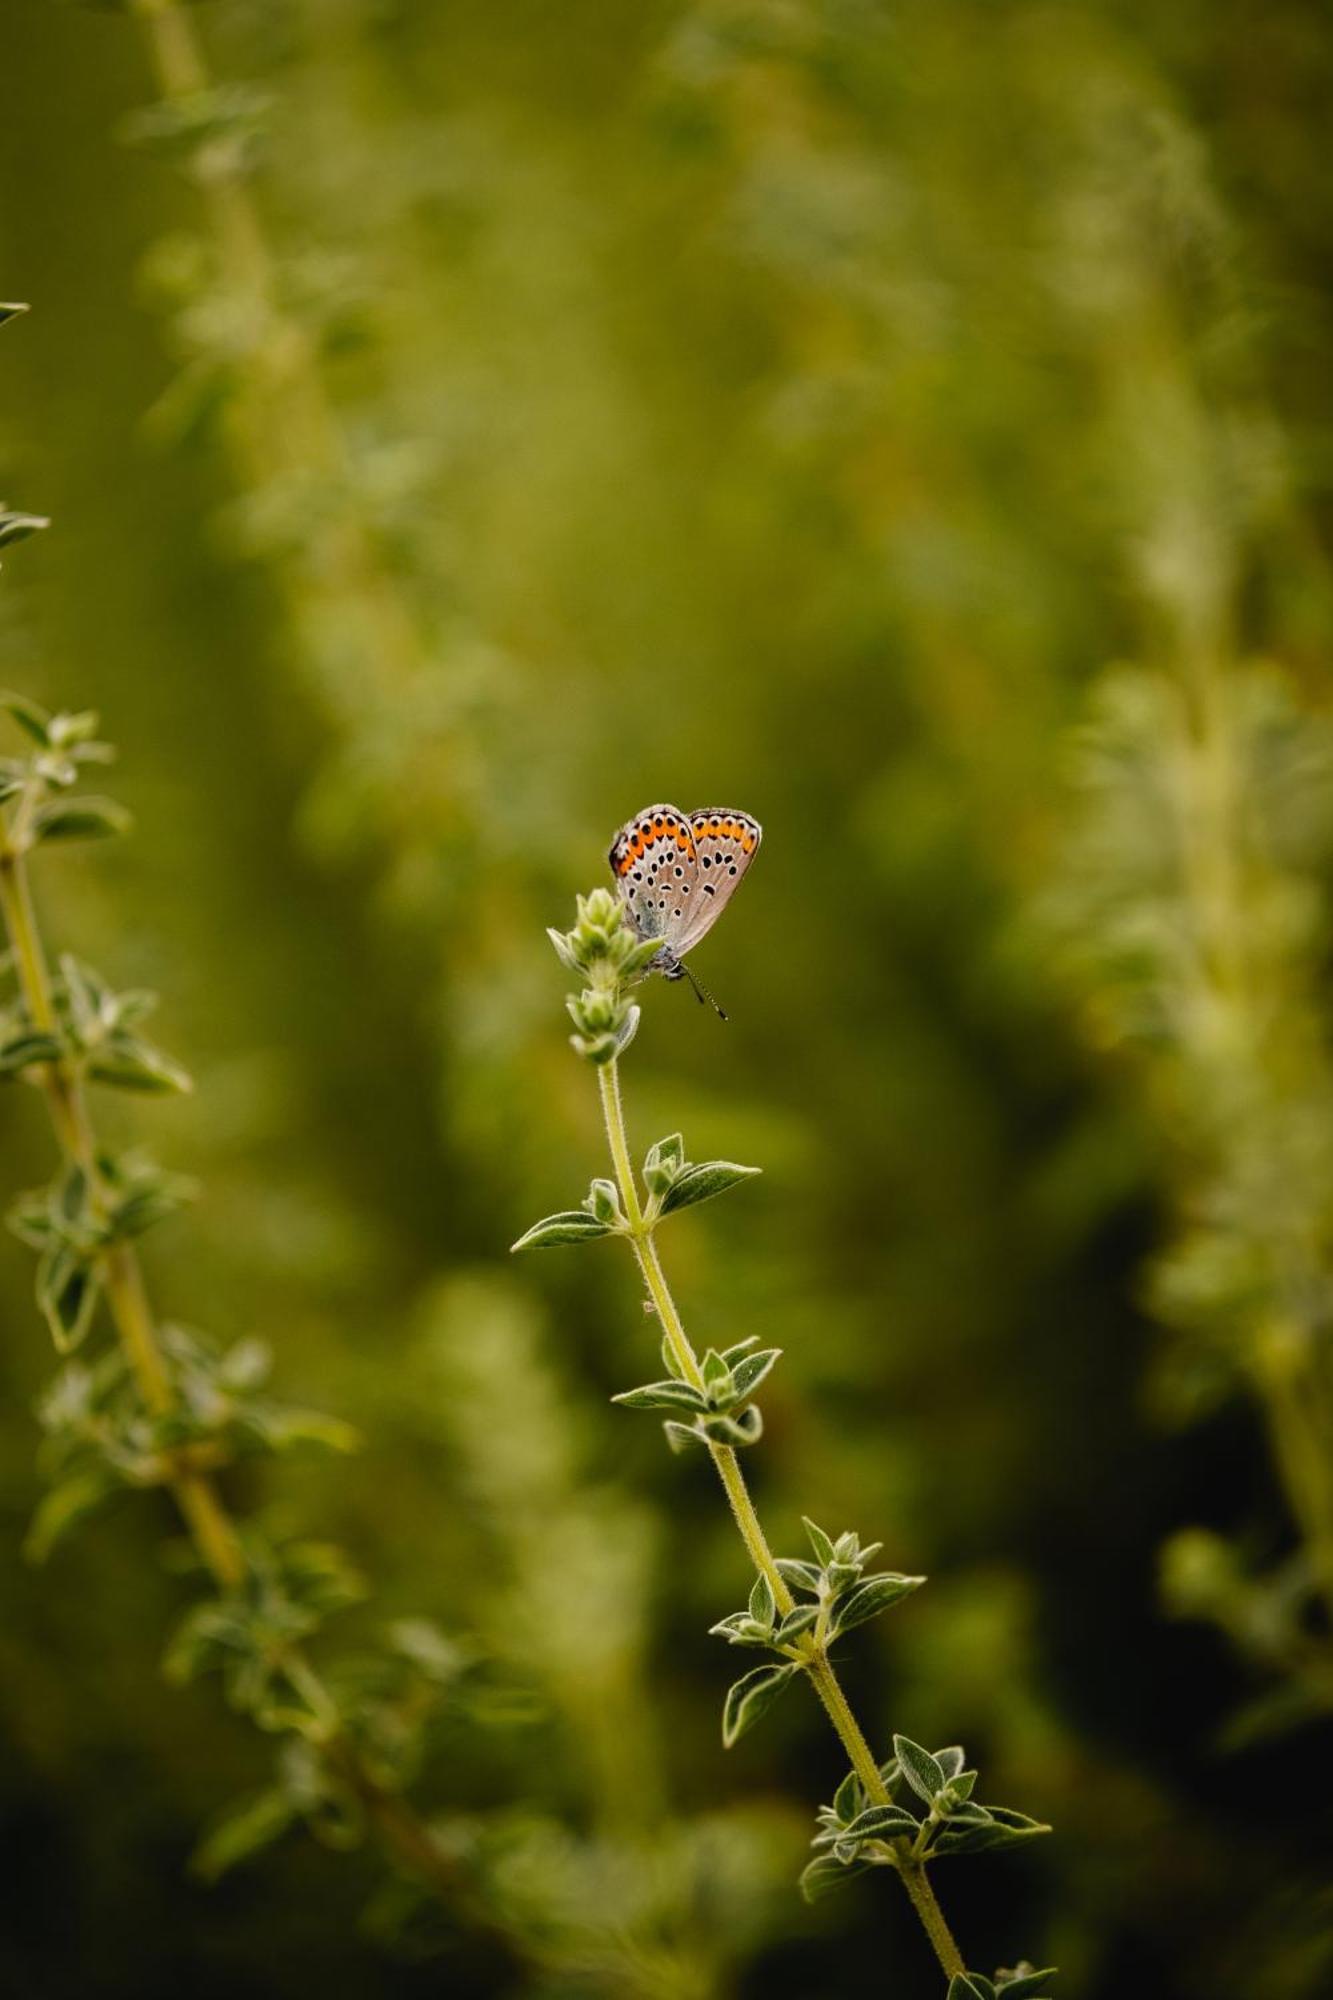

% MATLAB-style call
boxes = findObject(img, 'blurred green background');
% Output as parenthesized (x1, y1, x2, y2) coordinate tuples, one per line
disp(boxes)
(2, 2, 1333, 1995)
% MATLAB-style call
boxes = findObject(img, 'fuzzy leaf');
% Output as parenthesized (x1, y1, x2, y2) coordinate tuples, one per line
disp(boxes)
(0, 689, 51, 742)
(829, 1571, 926, 1636)
(721, 1660, 799, 1748)
(748, 1572, 775, 1627)
(775, 1557, 823, 1595)
(803, 1517, 836, 1567)
(707, 1611, 773, 1647)
(191, 1788, 296, 1882)
(24, 1466, 116, 1562)
(995, 1971, 1058, 1998)
(931, 1807, 1052, 1857)
(730, 1346, 781, 1399)
(774, 1604, 818, 1645)
(0, 1030, 63, 1074)
(831, 1768, 863, 1824)
(89, 1036, 193, 1094)
(31, 796, 131, 844)
(698, 1404, 763, 1447)
(35, 1242, 100, 1353)
(799, 1851, 871, 1903)
(611, 1378, 708, 1413)
(893, 1734, 946, 1804)
(948, 1979, 995, 2000)
(510, 1209, 614, 1251)
(843, 1803, 920, 1839)
(660, 1160, 761, 1214)
(0, 513, 50, 551)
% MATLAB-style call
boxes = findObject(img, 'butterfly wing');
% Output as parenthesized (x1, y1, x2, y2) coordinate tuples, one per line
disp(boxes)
(609, 804, 702, 945)
(671, 808, 762, 955)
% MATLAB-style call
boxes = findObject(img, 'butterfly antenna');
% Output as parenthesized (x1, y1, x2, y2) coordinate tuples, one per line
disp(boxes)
(680, 962, 728, 1021)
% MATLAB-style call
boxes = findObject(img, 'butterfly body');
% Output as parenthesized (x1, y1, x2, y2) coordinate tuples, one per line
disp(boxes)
(608, 804, 761, 991)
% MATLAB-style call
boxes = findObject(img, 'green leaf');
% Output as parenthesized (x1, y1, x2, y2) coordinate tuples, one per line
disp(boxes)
(0, 513, 50, 551)
(730, 1346, 781, 1399)
(774, 1603, 818, 1645)
(995, 1970, 1058, 1999)
(829, 1571, 926, 1636)
(948, 1979, 995, 2000)
(0, 1030, 63, 1074)
(843, 1803, 920, 1839)
(89, 1036, 193, 1094)
(803, 1517, 836, 1567)
(584, 1177, 621, 1223)
(0, 689, 51, 743)
(546, 925, 582, 973)
(107, 1177, 197, 1241)
(721, 1660, 799, 1748)
(611, 1378, 709, 1413)
(510, 1209, 614, 1251)
(257, 1407, 362, 1455)
(0, 304, 30, 327)
(776, 1556, 823, 1595)
(191, 1788, 296, 1882)
(707, 1611, 774, 1647)
(698, 1404, 763, 1447)
(643, 1132, 685, 1194)
(667, 1398, 764, 1450)
(31, 796, 131, 845)
(936, 1744, 967, 1779)
(24, 1466, 116, 1562)
(660, 1160, 761, 1215)
(748, 1572, 775, 1627)
(35, 1242, 100, 1353)
(830, 1769, 863, 1823)
(931, 1807, 1052, 1857)
(893, 1734, 946, 1804)
(701, 1346, 730, 1389)
(799, 1851, 871, 1903)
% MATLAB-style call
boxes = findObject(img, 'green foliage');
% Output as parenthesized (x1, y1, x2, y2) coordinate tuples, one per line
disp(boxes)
(801, 1737, 1050, 1899)
(1047, 661, 1333, 1731)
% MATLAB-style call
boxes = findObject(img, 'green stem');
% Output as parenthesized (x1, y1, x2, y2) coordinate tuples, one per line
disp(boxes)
(595, 1054, 966, 1982)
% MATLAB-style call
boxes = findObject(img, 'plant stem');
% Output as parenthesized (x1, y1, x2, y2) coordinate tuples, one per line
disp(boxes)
(596, 1056, 966, 1982)
(0, 837, 467, 1905)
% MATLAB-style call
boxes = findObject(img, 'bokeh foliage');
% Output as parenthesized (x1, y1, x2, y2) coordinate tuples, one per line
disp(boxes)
(2, 1, 1332, 1995)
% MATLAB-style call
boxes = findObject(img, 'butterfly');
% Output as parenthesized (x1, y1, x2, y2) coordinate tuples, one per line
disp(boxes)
(609, 804, 762, 1017)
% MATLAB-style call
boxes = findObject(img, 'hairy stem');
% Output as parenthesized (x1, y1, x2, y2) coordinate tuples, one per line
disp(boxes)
(596, 1055, 965, 1981)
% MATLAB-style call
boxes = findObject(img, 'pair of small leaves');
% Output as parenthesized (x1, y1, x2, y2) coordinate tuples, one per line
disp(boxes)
(511, 1156, 761, 1251)
(613, 1340, 779, 1415)
(710, 1570, 820, 1654)
(60, 956, 192, 1093)
(894, 1735, 1050, 1858)
(665, 1402, 764, 1453)
(949, 1971, 1057, 2000)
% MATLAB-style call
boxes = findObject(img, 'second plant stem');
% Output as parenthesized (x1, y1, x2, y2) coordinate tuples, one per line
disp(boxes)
(596, 1058, 965, 1982)
(0, 834, 467, 1908)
